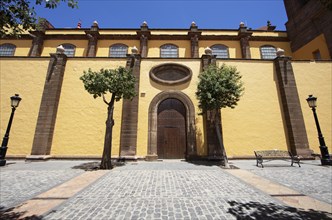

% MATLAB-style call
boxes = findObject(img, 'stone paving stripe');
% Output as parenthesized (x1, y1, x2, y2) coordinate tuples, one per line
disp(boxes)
(31, 197, 71, 200)
(8, 170, 109, 219)
(225, 169, 332, 213)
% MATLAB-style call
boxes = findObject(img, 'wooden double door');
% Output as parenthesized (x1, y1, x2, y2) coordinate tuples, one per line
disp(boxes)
(157, 98, 186, 159)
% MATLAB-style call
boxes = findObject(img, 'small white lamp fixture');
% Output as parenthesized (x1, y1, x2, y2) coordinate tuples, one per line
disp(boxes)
(56, 45, 65, 54)
(131, 46, 138, 54)
(276, 48, 285, 57)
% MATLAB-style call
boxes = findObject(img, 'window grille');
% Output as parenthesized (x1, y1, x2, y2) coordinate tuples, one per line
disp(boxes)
(62, 44, 76, 57)
(211, 45, 229, 58)
(260, 46, 277, 59)
(109, 44, 128, 57)
(0, 44, 16, 56)
(160, 44, 178, 58)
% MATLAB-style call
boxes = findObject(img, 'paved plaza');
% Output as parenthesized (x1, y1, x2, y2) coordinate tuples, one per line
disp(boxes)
(0, 159, 331, 219)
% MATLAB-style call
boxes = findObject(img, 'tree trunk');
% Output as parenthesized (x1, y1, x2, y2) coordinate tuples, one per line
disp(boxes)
(100, 95, 115, 169)
(214, 110, 230, 168)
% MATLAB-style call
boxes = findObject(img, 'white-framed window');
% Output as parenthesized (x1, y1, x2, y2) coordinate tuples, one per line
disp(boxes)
(109, 44, 128, 57)
(211, 44, 229, 58)
(260, 45, 277, 59)
(160, 44, 178, 58)
(0, 44, 16, 56)
(62, 44, 76, 57)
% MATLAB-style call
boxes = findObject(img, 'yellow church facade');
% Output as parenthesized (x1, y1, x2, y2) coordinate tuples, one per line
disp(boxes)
(1, 2, 332, 160)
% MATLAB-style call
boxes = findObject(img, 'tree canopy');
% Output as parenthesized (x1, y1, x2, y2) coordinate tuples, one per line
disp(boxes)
(0, 0, 78, 37)
(80, 67, 136, 103)
(196, 64, 244, 112)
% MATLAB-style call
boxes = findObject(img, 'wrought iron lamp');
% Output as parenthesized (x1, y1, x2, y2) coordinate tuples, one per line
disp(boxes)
(0, 94, 22, 166)
(306, 95, 331, 165)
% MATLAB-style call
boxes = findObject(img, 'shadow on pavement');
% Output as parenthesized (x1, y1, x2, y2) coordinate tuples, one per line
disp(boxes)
(187, 160, 223, 166)
(71, 160, 126, 171)
(0, 206, 42, 220)
(188, 160, 239, 169)
(227, 200, 332, 220)
(71, 161, 101, 171)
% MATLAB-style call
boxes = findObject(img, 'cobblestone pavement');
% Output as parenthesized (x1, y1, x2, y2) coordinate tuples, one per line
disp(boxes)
(1, 160, 331, 220)
(0, 160, 85, 209)
(43, 161, 331, 220)
(230, 159, 332, 204)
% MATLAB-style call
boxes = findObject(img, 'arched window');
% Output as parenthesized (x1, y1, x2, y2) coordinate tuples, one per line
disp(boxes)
(61, 44, 76, 57)
(0, 44, 16, 56)
(211, 44, 229, 58)
(109, 44, 128, 57)
(260, 45, 277, 59)
(160, 44, 178, 58)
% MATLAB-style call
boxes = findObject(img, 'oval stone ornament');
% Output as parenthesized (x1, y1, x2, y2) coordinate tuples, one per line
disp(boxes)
(150, 63, 192, 85)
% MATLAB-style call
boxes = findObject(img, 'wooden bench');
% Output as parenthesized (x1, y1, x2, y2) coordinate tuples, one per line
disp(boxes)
(254, 150, 301, 168)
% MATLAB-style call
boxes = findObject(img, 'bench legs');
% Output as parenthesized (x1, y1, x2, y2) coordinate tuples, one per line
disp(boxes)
(255, 158, 301, 168)
(256, 156, 264, 168)
(291, 156, 301, 167)
(254, 151, 301, 168)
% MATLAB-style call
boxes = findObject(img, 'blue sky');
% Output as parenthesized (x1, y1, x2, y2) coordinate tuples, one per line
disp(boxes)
(34, 0, 288, 30)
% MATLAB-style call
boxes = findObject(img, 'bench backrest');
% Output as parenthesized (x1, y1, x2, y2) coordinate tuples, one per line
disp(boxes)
(254, 150, 290, 157)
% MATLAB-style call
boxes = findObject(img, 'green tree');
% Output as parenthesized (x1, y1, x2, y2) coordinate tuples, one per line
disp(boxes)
(80, 67, 136, 169)
(0, 0, 78, 37)
(196, 64, 244, 167)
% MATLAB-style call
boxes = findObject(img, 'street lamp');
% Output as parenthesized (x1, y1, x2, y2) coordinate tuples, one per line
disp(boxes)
(0, 94, 22, 166)
(306, 95, 332, 165)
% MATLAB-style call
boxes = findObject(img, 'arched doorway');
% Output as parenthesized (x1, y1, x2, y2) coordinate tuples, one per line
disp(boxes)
(147, 91, 197, 161)
(157, 98, 186, 159)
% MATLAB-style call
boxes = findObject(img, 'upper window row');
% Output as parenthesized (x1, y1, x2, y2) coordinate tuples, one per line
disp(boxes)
(159, 44, 230, 58)
(0, 43, 279, 59)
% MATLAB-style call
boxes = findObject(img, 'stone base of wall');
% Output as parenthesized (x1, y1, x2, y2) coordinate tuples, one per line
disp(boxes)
(145, 154, 158, 161)
(26, 155, 52, 161)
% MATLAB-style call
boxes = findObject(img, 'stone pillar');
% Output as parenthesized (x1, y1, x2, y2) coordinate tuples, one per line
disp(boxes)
(188, 22, 201, 58)
(119, 47, 141, 159)
(274, 49, 313, 157)
(28, 31, 45, 57)
(201, 49, 222, 159)
(85, 21, 100, 57)
(139, 35, 148, 58)
(137, 21, 150, 58)
(238, 22, 252, 59)
(29, 46, 67, 157)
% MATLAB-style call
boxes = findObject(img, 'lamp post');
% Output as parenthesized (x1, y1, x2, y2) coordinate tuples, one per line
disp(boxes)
(0, 94, 22, 166)
(306, 95, 332, 165)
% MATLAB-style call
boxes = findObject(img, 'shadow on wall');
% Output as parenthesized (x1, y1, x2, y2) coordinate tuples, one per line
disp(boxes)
(227, 200, 332, 220)
(195, 117, 205, 156)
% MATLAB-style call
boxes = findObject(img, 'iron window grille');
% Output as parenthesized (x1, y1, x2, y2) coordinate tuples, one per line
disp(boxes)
(0, 44, 16, 56)
(62, 44, 76, 57)
(160, 44, 178, 58)
(260, 46, 277, 59)
(211, 45, 229, 58)
(109, 44, 128, 57)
